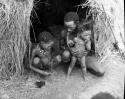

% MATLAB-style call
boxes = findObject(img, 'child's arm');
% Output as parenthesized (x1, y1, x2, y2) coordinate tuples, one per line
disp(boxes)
(80, 30, 92, 51)
(85, 40, 91, 51)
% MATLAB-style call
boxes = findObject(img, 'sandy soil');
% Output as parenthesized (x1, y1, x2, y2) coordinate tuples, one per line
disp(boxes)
(0, 54, 124, 99)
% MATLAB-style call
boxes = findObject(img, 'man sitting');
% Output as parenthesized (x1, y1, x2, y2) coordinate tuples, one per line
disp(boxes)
(60, 12, 105, 78)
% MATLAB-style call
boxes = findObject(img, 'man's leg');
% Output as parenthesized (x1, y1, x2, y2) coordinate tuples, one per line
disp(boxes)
(86, 56, 105, 76)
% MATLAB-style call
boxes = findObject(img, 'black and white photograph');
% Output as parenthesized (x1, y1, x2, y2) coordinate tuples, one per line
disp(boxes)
(0, 0, 124, 99)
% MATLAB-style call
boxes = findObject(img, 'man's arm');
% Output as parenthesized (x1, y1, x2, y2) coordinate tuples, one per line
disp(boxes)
(60, 30, 67, 49)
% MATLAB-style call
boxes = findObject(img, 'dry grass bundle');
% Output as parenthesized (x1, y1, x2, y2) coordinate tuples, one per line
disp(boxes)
(78, 0, 124, 61)
(0, 0, 33, 80)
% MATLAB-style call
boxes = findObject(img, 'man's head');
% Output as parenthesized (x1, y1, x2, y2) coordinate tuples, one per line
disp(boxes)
(64, 12, 79, 32)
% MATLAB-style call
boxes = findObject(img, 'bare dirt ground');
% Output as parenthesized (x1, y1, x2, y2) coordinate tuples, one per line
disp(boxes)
(0, 54, 124, 99)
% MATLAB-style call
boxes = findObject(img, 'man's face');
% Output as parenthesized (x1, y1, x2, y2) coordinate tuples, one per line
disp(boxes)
(64, 21, 77, 32)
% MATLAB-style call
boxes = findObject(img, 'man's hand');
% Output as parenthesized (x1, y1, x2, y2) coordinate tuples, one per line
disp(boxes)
(68, 40, 75, 47)
(51, 55, 62, 66)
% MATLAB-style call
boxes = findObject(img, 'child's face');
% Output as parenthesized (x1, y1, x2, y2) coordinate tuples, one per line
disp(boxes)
(81, 31, 91, 41)
(40, 41, 54, 51)
(64, 21, 77, 32)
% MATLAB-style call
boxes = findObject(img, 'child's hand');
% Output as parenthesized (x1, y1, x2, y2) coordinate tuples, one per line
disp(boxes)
(56, 55, 62, 63)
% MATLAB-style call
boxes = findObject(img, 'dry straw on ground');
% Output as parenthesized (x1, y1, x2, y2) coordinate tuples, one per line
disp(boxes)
(0, 0, 33, 80)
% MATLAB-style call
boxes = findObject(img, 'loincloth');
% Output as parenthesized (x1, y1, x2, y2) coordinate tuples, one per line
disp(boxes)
(71, 48, 88, 59)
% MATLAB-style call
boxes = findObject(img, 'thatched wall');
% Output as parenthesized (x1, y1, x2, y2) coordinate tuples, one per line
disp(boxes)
(80, 0, 124, 61)
(0, 0, 33, 79)
(78, 0, 124, 99)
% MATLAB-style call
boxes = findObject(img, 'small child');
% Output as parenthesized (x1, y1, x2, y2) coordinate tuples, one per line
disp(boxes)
(67, 30, 91, 79)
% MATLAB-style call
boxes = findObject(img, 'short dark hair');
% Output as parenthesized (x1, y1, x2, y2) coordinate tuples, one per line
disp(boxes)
(38, 31, 54, 42)
(64, 12, 79, 23)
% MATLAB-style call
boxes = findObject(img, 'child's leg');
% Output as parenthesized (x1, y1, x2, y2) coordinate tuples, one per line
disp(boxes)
(33, 57, 40, 64)
(67, 56, 77, 78)
(51, 54, 62, 69)
(80, 56, 87, 80)
(62, 50, 71, 62)
(32, 56, 43, 69)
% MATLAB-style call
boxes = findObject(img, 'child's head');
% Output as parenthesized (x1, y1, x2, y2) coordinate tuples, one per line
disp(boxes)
(64, 12, 79, 32)
(38, 31, 54, 42)
(38, 31, 54, 51)
(80, 30, 91, 41)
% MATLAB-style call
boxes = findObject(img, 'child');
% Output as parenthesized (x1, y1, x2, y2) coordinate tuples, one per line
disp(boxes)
(30, 31, 55, 75)
(67, 30, 91, 79)
(37, 31, 61, 69)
